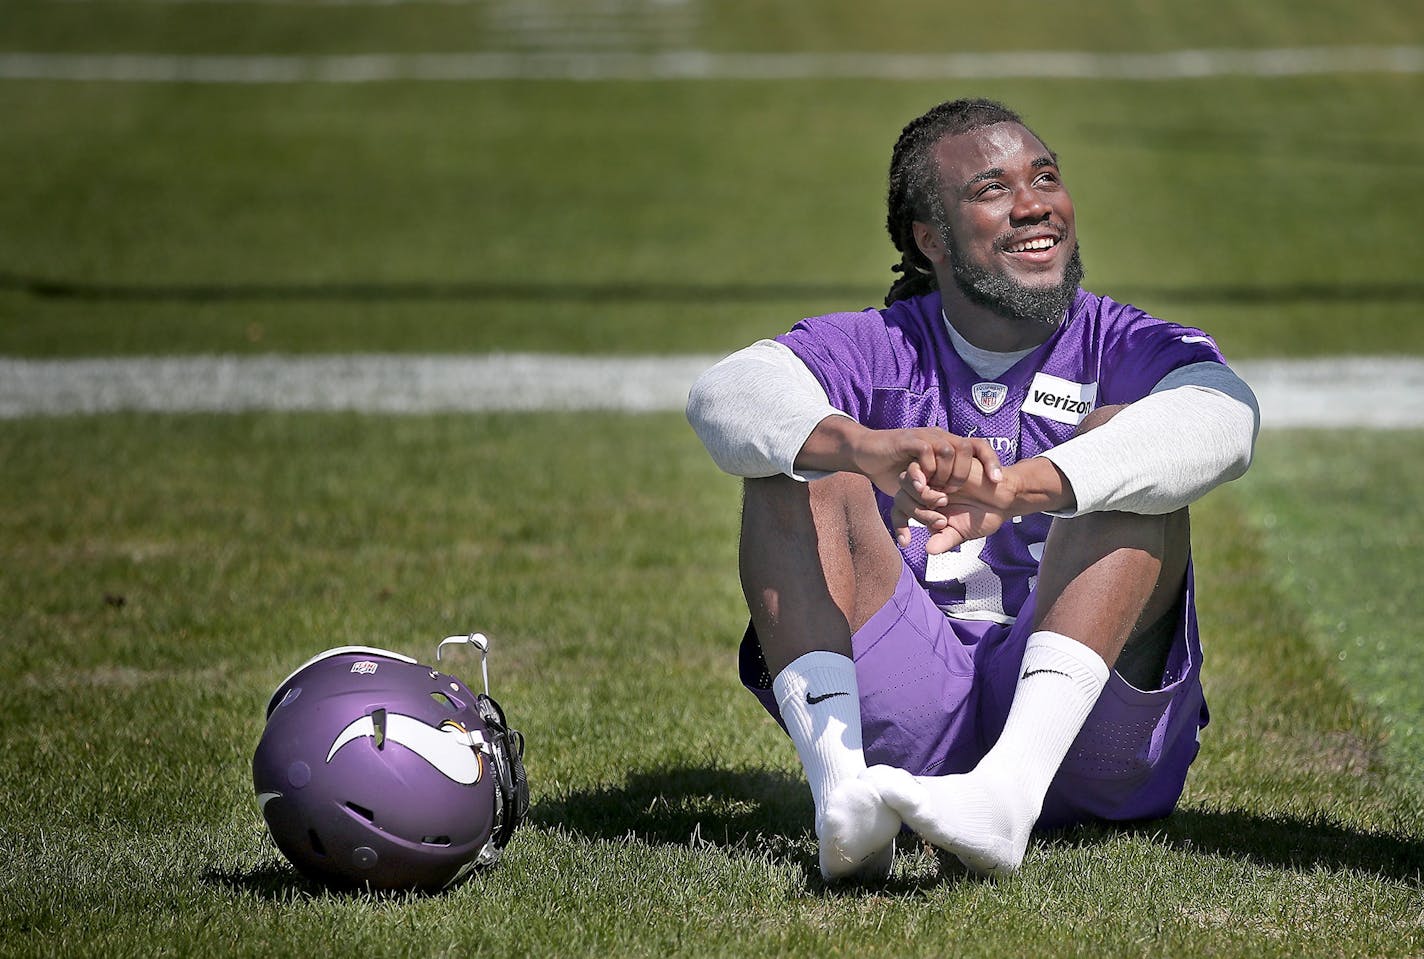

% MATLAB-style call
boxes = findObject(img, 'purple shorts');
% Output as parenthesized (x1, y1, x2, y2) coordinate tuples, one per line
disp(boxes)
(740, 560, 1210, 829)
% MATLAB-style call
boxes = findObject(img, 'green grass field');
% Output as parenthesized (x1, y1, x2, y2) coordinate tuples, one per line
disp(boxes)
(3, 2, 1423, 956)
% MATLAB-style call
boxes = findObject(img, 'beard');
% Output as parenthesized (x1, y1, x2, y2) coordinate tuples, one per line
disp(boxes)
(946, 232, 1085, 328)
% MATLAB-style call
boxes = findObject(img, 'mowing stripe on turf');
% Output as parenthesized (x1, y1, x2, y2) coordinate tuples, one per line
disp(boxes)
(1, 354, 1421, 426)
(1, 47, 1421, 83)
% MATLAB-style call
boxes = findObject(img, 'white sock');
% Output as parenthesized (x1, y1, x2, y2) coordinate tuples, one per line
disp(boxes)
(865, 631, 1108, 877)
(773, 651, 899, 881)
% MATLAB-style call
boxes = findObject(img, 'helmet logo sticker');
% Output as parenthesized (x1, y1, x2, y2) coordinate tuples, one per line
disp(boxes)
(350, 661, 379, 675)
(326, 713, 486, 785)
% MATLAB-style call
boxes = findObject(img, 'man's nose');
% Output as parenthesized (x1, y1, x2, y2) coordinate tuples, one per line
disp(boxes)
(1010, 186, 1052, 225)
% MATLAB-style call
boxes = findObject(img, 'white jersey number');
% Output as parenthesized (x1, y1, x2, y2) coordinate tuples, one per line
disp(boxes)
(924, 537, 1013, 624)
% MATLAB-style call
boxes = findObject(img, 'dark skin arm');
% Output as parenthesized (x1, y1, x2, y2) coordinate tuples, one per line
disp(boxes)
(795, 415, 1006, 540)
(796, 413, 1080, 553)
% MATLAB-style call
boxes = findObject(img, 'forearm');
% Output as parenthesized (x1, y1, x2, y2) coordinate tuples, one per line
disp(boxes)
(1000, 456, 1076, 516)
(1038, 363, 1259, 516)
(685, 340, 841, 479)
(792, 413, 875, 476)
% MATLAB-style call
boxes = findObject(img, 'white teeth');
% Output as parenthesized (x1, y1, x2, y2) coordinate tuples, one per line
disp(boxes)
(1009, 237, 1057, 252)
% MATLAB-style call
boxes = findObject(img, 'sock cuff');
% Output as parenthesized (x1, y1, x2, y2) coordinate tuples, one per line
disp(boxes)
(771, 650, 858, 710)
(1023, 630, 1110, 688)
(769, 651, 865, 813)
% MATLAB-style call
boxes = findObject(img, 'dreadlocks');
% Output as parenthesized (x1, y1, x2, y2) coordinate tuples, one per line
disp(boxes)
(884, 98, 1028, 306)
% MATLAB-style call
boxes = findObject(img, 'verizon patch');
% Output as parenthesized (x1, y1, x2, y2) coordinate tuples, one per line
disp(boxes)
(1022, 372, 1098, 425)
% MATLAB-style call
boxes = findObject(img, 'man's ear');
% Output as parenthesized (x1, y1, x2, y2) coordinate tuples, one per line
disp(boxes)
(912, 221, 946, 265)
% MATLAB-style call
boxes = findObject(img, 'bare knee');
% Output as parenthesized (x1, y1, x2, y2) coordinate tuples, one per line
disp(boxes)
(742, 471, 875, 541)
(1076, 403, 1128, 434)
(739, 472, 902, 648)
(741, 474, 809, 530)
(1035, 506, 1190, 662)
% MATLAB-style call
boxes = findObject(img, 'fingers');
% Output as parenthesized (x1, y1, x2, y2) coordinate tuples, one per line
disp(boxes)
(915, 442, 938, 489)
(925, 436, 1003, 492)
(895, 503, 952, 543)
(924, 525, 966, 555)
(973, 439, 1005, 484)
(893, 498, 971, 554)
(928, 437, 969, 491)
(903, 461, 948, 508)
(883, 430, 1007, 548)
(892, 462, 949, 547)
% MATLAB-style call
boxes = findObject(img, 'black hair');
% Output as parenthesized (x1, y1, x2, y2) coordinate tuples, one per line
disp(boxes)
(883, 98, 1030, 306)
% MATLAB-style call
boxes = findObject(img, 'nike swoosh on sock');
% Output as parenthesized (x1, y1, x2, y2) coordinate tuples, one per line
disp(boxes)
(1020, 668, 1073, 680)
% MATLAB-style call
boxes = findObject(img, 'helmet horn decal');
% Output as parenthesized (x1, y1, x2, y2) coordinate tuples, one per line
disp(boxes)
(326, 713, 487, 785)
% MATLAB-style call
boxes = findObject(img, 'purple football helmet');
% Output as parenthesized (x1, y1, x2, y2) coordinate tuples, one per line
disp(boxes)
(253, 634, 528, 891)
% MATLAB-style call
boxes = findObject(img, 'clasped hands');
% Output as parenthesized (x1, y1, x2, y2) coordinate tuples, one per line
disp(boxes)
(856, 427, 1019, 554)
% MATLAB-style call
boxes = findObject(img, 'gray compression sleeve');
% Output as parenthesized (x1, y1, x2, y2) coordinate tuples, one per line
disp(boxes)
(685, 339, 846, 479)
(1037, 361, 1259, 515)
(687, 344, 1259, 513)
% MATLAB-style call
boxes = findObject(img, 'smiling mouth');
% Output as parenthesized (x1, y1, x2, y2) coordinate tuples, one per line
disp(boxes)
(1005, 235, 1061, 254)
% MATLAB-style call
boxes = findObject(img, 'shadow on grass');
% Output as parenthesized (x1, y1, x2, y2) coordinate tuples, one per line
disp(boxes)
(530, 764, 810, 851)
(531, 763, 966, 895)
(5, 270, 1424, 307)
(1077, 120, 1422, 169)
(201, 770, 1422, 898)
(1059, 807, 1424, 886)
(202, 861, 453, 902)
(539, 764, 1424, 888)
(201, 861, 332, 901)
(196, 766, 813, 901)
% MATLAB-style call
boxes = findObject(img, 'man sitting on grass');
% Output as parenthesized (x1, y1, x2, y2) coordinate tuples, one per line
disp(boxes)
(686, 97, 1258, 881)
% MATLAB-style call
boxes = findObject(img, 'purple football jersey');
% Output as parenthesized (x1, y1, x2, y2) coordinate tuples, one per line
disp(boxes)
(777, 289, 1226, 632)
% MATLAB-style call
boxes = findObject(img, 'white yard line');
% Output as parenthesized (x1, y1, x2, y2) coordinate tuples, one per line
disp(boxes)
(1, 354, 1421, 427)
(1, 47, 1421, 83)
(0, 354, 715, 416)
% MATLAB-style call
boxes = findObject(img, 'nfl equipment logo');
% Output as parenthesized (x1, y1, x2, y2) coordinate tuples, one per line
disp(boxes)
(350, 661, 379, 675)
(971, 382, 1009, 414)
